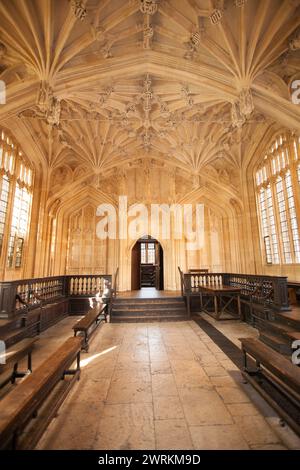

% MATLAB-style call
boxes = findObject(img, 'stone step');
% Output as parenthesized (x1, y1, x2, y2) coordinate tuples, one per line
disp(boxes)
(112, 310, 186, 317)
(114, 297, 184, 305)
(111, 315, 187, 323)
(114, 302, 185, 308)
(113, 304, 186, 312)
(111, 295, 187, 323)
(114, 298, 184, 305)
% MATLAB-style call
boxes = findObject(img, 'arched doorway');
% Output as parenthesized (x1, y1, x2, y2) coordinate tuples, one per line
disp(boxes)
(131, 236, 164, 290)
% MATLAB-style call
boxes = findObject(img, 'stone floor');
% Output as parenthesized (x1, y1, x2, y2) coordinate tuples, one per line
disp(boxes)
(28, 316, 300, 450)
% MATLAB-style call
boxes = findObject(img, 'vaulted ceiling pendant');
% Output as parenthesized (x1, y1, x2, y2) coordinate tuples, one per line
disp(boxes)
(140, 0, 158, 15)
(70, 0, 87, 21)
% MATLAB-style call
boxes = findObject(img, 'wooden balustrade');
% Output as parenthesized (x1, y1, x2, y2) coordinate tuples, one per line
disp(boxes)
(226, 273, 289, 310)
(0, 273, 114, 319)
(68, 275, 111, 296)
(179, 268, 289, 312)
(189, 273, 224, 290)
(15, 276, 66, 310)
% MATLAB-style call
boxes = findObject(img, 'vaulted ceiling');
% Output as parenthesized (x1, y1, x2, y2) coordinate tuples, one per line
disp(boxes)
(0, 0, 300, 198)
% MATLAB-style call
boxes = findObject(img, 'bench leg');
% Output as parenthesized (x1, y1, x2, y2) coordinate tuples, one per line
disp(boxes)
(63, 352, 81, 380)
(243, 349, 247, 370)
(37, 318, 41, 335)
(11, 362, 18, 384)
(187, 294, 191, 318)
(84, 332, 89, 352)
(243, 348, 248, 369)
(27, 352, 32, 373)
(76, 351, 81, 379)
(12, 430, 19, 450)
(237, 295, 242, 320)
(11, 358, 32, 384)
(242, 349, 262, 379)
(242, 349, 262, 383)
(255, 359, 263, 382)
(241, 350, 249, 384)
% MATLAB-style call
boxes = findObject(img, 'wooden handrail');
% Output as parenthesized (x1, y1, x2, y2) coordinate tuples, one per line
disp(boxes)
(107, 267, 119, 320)
(177, 266, 187, 297)
(113, 267, 119, 296)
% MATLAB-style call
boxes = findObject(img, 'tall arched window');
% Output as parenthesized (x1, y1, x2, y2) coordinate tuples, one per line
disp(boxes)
(0, 128, 33, 269)
(256, 133, 300, 265)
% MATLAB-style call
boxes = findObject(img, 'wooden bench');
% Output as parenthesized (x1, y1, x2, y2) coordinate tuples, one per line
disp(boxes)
(287, 331, 300, 342)
(240, 337, 300, 435)
(0, 336, 81, 450)
(73, 303, 106, 352)
(0, 338, 37, 388)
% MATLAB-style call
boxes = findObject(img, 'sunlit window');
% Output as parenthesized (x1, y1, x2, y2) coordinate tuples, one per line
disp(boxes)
(0, 175, 10, 255)
(285, 171, 300, 263)
(7, 183, 32, 268)
(141, 242, 146, 264)
(147, 243, 155, 264)
(276, 177, 291, 264)
(258, 186, 279, 264)
(256, 133, 300, 265)
(140, 242, 156, 264)
(0, 128, 33, 269)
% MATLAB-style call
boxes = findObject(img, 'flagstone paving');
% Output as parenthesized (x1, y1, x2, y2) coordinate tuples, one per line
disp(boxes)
(31, 318, 300, 450)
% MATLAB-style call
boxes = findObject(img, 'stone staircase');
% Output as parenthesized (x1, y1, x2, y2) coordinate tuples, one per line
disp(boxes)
(111, 296, 187, 323)
(256, 306, 300, 356)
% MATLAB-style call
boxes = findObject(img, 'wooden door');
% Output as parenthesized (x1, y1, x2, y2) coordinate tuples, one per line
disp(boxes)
(131, 242, 140, 290)
(155, 243, 164, 290)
